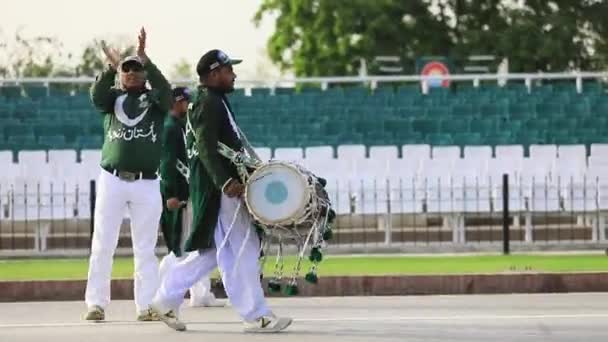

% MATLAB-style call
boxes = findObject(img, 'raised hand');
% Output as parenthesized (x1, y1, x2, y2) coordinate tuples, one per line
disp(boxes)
(100, 40, 121, 70)
(137, 27, 149, 64)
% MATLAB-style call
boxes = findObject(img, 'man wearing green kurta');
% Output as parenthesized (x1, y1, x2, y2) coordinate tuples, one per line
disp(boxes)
(84, 28, 170, 322)
(152, 49, 292, 333)
(158, 86, 223, 308)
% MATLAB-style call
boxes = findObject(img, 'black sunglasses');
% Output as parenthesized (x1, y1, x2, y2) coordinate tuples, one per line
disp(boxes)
(121, 63, 144, 73)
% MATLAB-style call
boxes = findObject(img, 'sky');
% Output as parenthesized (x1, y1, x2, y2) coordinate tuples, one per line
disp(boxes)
(0, 0, 282, 81)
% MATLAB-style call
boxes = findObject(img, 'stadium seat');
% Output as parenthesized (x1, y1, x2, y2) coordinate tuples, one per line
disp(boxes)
(432, 145, 461, 160)
(305, 146, 334, 160)
(253, 147, 271, 162)
(273, 147, 304, 162)
(337, 144, 366, 160)
(495, 145, 524, 159)
(369, 145, 399, 161)
(464, 145, 492, 161)
(402, 144, 431, 165)
(529, 144, 558, 164)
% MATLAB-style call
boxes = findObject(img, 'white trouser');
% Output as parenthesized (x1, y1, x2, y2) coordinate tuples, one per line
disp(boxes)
(154, 194, 271, 321)
(159, 252, 215, 303)
(85, 168, 162, 313)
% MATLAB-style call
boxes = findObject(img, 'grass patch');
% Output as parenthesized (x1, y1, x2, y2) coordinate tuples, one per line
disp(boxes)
(0, 254, 606, 281)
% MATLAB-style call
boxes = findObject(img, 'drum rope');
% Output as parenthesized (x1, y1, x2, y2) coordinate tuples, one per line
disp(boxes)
(216, 200, 242, 275)
(233, 217, 252, 275)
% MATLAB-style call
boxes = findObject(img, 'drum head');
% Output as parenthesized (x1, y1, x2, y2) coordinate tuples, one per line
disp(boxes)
(246, 163, 310, 225)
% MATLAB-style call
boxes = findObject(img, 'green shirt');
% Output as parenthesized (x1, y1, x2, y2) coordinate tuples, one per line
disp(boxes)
(90, 61, 172, 174)
(160, 114, 189, 200)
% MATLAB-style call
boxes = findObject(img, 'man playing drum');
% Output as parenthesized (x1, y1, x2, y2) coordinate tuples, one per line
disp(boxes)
(150, 49, 292, 333)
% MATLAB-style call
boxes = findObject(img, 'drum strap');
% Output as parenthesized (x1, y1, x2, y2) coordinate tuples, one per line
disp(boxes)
(216, 200, 253, 277)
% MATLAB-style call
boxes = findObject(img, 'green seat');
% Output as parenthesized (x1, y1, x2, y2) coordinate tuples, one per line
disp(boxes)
(1, 85, 22, 100)
(483, 132, 512, 146)
(384, 119, 413, 138)
(480, 103, 508, 117)
(0, 103, 14, 118)
(470, 118, 497, 134)
(412, 118, 440, 134)
(440, 118, 470, 133)
(426, 107, 451, 118)
(453, 132, 482, 146)
(7, 134, 37, 145)
(250, 88, 270, 97)
(88, 122, 104, 136)
(427, 133, 453, 146)
(4, 124, 34, 137)
(24, 85, 48, 100)
(525, 118, 550, 131)
(34, 124, 66, 138)
(76, 135, 103, 149)
(452, 104, 474, 116)
(551, 117, 577, 130)
(536, 103, 564, 117)
(38, 135, 67, 149)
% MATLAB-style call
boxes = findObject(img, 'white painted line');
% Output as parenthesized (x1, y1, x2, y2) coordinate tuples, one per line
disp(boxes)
(1, 313, 608, 329)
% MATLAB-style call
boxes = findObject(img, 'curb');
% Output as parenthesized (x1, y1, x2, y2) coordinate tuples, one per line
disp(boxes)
(2, 272, 608, 302)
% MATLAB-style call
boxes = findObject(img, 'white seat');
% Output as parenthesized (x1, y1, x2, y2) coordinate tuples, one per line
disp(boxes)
(273, 147, 304, 162)
(252, 147, 271, 162)
(0, 160, 17, 184)
(49, 149, 79, 180)
(48, 149, 77, 165)
(350, 159, 390, 214)
(589, 155, 608, 169)
(590, 143, 608, 160)
(387, 159, 422, 214)
(369, 145, 399, 162)
(305, 146, 334, 160)
(519, 158, 559, 212)
(6, 177, 53, 221)
(488, 157, 524, 212)
(306, 158, 353, 215)
(80, 149, 102, 181)
(557, 144, 586, 165)
(562, 175, 598, 212)
(553, 156, 586, 188)
(18, 150, 48, 179)
(419, 159, 454, 213)
(337, 144, 366, 161)
(495, 145, 524, 160)
(0, 150, 13, 165)
(464, 145, 492, 161)
(432, 146, 461, 161)
(451, 159, 491, 213)
(529, 144, 558, 164)
(585, 166, 608, 210)
(402, 144, 431, 165)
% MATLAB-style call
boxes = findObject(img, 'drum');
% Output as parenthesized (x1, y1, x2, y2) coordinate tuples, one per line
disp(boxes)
(244, 161, 323, 227)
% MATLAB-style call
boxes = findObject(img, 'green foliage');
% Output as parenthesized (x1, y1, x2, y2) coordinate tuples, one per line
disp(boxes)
(76, 39, 136, 77)
(255, 0, 608, 76)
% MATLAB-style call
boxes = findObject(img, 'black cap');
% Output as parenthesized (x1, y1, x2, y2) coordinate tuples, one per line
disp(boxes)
(172, 86, 190, 102)
(196, 49, 242, 77)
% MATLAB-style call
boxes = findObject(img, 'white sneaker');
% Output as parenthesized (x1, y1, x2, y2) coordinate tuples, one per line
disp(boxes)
(150, 305, 186, 332)
(243, 314, 293, 333)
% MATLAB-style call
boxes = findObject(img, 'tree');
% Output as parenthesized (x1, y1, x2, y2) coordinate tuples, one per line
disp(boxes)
(76, 36, 136, 77)
(170, 58, 194, 82)
(0, 29, 66, 78)
(254, 0, 451, 77)
(255, 0, 608, 76)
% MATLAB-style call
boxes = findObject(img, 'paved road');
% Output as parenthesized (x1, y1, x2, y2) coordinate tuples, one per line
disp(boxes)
(1, 294, 607, 342)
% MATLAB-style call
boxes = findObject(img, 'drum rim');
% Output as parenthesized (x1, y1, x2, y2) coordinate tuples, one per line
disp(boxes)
(244, 161, 313, 226)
